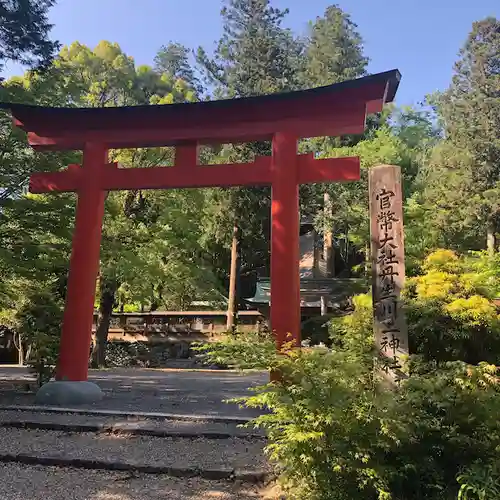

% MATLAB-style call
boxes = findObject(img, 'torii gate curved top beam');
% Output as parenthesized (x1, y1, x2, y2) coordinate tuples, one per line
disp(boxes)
(0, 70, 400, 390)
(3, 69, 400, 151)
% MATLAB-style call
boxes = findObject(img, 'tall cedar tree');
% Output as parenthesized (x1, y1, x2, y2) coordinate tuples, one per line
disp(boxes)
(302, 4, 368, 87)
(154, 41, 199, 89)
(196, 1, 369, 277)
(299, 5, 369, 275)
(196, 0, 303, 277)
(0, 0, 59, 70)
(422, 17, 500, 253)
(196, 0, 301, 98)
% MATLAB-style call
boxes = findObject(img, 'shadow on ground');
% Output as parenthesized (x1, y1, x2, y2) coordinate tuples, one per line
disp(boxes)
(0, 366, 269, 418)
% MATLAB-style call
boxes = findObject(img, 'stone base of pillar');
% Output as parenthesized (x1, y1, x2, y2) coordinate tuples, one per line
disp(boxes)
(35, 381, 103, 406)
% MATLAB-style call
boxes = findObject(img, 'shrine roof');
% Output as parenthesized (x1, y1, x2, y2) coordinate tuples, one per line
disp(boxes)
(246, 278, 367, 305)
(0, 69, 400, 151)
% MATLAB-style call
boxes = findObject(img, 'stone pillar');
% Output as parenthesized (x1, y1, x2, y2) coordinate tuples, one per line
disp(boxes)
(368, 165, 408, 382)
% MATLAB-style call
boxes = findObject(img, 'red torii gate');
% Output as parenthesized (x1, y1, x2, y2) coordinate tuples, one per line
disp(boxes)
(2, 70, 400, 398)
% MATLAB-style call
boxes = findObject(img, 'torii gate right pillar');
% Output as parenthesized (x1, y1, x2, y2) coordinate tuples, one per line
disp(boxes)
(271, 132, 301, 348)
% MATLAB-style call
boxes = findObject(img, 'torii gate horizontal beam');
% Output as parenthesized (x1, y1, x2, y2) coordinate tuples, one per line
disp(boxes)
(29, 154, 360, 193)
(3, 70, 401, 150)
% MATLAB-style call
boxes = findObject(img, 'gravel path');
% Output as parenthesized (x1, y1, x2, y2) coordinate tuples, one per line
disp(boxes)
(0, 427, 267, 470)
(0, 410, 264, 437)
(0, 463, 265, 500)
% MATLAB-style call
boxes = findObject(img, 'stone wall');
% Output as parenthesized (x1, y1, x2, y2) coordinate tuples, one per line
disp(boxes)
(104, 340, 211, 368)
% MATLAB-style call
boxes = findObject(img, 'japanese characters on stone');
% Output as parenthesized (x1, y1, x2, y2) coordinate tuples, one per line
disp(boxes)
(369, 166, 408, 382)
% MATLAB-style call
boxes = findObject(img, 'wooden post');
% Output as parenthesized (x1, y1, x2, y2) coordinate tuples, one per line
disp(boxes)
(368, 165, 408, 382)
(226, 224, 239, 331)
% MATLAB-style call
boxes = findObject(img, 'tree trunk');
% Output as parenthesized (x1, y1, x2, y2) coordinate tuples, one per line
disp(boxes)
(14, 332, 24, 366)
(487, 222, 497, 256)
(92, 282, 116, 368)
(18, 337, 24, 366)
(150, 283, 163, 312)
(25, 344, 32, 364)
(365, 242, 371, 280)
(226, 224, 239, 332)
(320, 295, 328, 316)
(323, 192, 334, 277)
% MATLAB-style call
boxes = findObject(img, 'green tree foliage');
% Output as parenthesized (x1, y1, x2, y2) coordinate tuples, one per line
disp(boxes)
(12, 285, 63, 386)
(0, 75, 77, 312)
(195, 0, 303, 277)
(308, 120, 423, 275)
(196, 0, 302, 97)
(304, 105, 440, 275)
(418, 17, 500, 253)
(405, 250, 500, 366)
(195, 1, 373, 279)
(301, 4, 368, 87)
(328, 249, 500, 367)
(154, 41, 198, 89)
(0, 41, 213, 368)
(0, 0, 59, 71)
(298, 4, 372, 259)
(39, 41, 210, 366)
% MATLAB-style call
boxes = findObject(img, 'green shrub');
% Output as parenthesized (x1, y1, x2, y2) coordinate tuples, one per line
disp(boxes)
(457, 462, 500, 499)
(386, 362, 500, 500)
(198, 249, 500, 499)
(194, 331, 276, 370)
(243, 347, 394, 500)
(465, 251, 500, 299)
(202, 335, 500, 500)
(15, 289, 62, 387)
(329, 293, 375, 368)
(405, 250, 500, 365)
(329, 250, 500, 366)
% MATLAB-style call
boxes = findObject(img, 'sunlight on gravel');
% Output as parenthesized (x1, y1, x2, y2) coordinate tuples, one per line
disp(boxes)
(0, 464, 264, 500)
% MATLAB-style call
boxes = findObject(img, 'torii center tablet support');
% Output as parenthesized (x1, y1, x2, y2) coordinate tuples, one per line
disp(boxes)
(2, 70, 400, 386)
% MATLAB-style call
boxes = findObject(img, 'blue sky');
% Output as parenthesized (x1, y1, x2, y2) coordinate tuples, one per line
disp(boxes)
(3, 0, 499, 106)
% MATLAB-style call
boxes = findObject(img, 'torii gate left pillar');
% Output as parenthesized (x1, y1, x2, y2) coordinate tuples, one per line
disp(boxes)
(56, 143, 107, 382)
(2, 69, 400, 403)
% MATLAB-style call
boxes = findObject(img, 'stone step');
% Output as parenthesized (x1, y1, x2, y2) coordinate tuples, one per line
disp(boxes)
(0, 404, 255, 424)
(0, 427, 269, 482)
(0, 463, 270, 500)
(0, 409, 265, 439)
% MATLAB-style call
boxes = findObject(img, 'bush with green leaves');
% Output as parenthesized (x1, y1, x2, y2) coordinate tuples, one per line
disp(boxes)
(12, 287, 63, 386)
(404, 249, 500, 365)
(201, 332, 500, 500)
(328, 250, 500, 367)
(194, 331, 276, 370)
